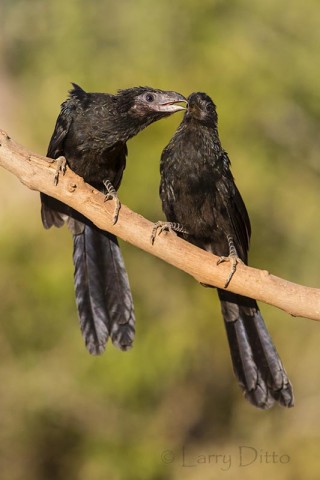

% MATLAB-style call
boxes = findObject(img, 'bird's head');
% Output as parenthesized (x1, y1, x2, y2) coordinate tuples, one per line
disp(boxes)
(185, 92, 218, 127)
(115, 87, 186, 134)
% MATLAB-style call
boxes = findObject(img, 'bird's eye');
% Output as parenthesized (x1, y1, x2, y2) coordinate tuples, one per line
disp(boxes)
(205, 103, 214, 113)
(145, 93, 155, 103)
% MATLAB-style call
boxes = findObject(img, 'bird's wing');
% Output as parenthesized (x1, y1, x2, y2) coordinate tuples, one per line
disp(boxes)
(217, 154, 251, 262)
(229, 183, 251, 260)
(42, 99, 77, 229)
(159, 147, 178, 222)
(46, 100, 74, 159)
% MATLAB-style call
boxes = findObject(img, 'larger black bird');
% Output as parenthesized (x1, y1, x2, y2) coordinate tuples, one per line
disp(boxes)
(154, 92, 293, 409)
(41, 83, 186, 355)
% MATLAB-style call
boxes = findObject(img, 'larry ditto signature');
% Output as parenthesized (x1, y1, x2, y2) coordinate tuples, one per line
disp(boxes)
(161, 445, 290, 471)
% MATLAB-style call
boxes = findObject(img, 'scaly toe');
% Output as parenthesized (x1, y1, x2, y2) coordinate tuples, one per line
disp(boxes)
(217, 254, 243, 288)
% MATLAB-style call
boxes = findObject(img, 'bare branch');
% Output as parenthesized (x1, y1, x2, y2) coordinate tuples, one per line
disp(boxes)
(0, 129, 319, 321)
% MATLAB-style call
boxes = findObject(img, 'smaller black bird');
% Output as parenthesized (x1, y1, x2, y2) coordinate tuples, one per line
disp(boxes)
(41, 84, 186, 355)
(153, 92, 293, 409)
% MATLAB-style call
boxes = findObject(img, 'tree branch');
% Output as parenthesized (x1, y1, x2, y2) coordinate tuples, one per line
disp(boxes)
(0, 128, 319, 321)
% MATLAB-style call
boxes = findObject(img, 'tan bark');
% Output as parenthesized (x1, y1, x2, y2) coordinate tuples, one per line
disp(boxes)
(0, 129, 319, 321)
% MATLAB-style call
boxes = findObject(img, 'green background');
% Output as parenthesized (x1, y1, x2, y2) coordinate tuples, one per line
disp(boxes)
(1, 1, 320, 478)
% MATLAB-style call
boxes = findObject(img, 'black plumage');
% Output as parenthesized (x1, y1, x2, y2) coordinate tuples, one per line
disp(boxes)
(41, 83, 186, 355)
(156, 92, 293, 408)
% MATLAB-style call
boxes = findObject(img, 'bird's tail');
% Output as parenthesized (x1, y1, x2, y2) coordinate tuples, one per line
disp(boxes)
(217, 289, 293, 409)
(73, 225, 135, 355)
(41, 193, 68, 229)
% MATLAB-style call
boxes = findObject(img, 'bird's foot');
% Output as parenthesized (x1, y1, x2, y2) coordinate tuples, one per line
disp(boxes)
(150, 221, 188, 245)
(217, 254, 244, 288)
(103, 179, 120, 224)
(53, 156, 67, 185)
(217, 234, 244, 287)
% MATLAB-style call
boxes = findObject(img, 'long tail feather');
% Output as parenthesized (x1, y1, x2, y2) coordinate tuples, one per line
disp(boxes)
(218, 289, 294, 409)
(73, 225, 135, 355)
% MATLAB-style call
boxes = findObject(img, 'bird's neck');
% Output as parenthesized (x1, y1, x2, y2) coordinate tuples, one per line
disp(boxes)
(183, 120, 222, 151)
(110, 112, 155, 143)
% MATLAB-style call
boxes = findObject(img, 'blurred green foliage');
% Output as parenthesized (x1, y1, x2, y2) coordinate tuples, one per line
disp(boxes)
(1, 0, 320, 478)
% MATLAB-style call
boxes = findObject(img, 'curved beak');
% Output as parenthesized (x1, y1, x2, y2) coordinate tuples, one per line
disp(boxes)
(156, 92, 187, 112)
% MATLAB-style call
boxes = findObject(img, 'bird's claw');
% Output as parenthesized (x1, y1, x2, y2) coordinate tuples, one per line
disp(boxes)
(217, 254, 244, 288)
(103, 180, 121, 224)
(150, 221, 188, 245)
(150, 221, 169, 245)
(53, 156, 67, 185)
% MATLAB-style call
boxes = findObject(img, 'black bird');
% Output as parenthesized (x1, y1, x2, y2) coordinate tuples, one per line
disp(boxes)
(153, 92, 293, 409)
(41, 83, 186, 355)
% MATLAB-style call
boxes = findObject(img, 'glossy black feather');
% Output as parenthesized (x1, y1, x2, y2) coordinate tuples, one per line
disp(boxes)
(41, 84, 185, 354)
(159, 92, 293, 408)
(73, 227, 134, 354)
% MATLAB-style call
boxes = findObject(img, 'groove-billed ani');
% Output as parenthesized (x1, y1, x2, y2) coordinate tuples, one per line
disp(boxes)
(154, 92, 293, 409)
(41, 83, 186, 355)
